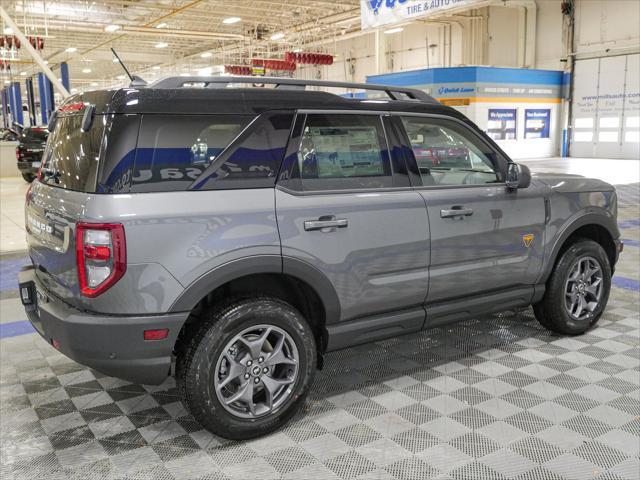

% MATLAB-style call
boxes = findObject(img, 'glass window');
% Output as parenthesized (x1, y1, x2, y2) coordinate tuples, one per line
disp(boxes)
(194, 112, 294, 190)
(298, 114, 392, 191)
(574, 131, 593, 142)
(401, 116, 501, 186)
(599, 117, 619, 128)
(598, 131, 618, 142)
(574, 117, 593, 129)
(40, 114, 106, 192)
(131, 115, 251, 192)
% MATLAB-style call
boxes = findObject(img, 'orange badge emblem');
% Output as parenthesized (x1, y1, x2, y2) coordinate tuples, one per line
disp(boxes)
(522, 233, 534, 248)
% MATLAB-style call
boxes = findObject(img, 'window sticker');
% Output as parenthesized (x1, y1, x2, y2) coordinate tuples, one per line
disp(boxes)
(308, 126, 384, 178)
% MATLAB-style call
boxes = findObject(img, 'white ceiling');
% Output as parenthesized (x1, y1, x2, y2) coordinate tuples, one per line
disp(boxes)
(1, 0, 361, 90)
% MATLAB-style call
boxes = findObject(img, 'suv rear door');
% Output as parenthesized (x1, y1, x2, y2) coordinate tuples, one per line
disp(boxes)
(395, 114, 546, 312)
(276, 111, 430, 336)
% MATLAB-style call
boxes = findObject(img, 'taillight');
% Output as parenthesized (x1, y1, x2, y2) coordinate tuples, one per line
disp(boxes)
(75, 222, 126, 297)
(15, 147, 20, 160)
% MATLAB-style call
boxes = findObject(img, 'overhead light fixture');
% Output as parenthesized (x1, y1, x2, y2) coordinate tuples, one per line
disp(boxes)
(70, 88, 78, 93)
(3, 80, 9, 85)
(117, 74, 126, 80)
(179, 72, 190, 77)
(198, 67, 213, 75)
(223, 17, 241, 24)
(82, 68, 92, 73)
(293, 48, 302, 53)
(155, 42, 168, 49)
(156, 22, 167, 29)
(270, 32, 285, 41)
(113, 57, 120, 62)
(152, 66, 160, 70)
(384, 27, 404, 34)
(104, 24, 121, 33)
(200, 52, 212, 58)
(3, 27, 13, 35)
(65, 47, 78, 53)
(43, 60, 49, 64)
(90, 82, 98, 86)
(20, 71, 26, 76)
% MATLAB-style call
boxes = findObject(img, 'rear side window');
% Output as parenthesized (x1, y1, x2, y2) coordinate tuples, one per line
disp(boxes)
(131, 115, 251, 192)
(41, 114, 106, 192)
(297, 114, 393, 191)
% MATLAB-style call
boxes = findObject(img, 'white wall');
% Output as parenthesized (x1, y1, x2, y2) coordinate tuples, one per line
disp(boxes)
(574, 0, 640, 56)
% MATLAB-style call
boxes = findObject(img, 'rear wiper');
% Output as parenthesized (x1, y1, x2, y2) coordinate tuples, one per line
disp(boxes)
(41, 168, 61, 183)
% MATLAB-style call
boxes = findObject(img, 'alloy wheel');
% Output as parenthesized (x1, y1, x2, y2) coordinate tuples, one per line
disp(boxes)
(564, 256, 603, 321)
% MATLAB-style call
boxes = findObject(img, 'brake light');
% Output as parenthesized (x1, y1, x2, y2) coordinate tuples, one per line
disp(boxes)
(15, 147, 20, 160)
(75, 222, 126, 297)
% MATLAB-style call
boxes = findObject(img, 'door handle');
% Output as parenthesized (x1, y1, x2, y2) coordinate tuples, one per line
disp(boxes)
(440, 206, 474, 218)
(304, 217, 348, 231)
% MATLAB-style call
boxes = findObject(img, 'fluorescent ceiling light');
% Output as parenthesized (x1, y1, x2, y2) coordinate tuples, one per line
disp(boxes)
(90, 82, 98, 86)
(82, 68, 92, 73)
(200, 52, 212, 58)
(155, 42, 168, 49)
(117, 74, 126, 80)
(156, 22, 167, 29)
(70, 88, 78, 93)
(65, 47, 77, 53)
(293, 48, 302, 53)
(20, 71, 26, 76)
(3, 28, 13, 35)
(384, 27, 404, 34)
(105, 24, 121, 33)
(223, 17, 241, 24)
(43, 60, 49, 64)
(198, 67, 213, 75)
(113, 57, 120, 62)
(270, 32, 285, 40)
(152, 66, 160, 70)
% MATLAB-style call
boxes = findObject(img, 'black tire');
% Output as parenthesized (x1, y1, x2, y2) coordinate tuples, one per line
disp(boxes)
(178, 296, 316, 440)
(22, 173, 35, 183)
(533, 239, 611, 335)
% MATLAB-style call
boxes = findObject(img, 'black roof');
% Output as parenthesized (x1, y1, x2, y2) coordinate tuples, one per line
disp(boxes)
(63, 85, 462, 119)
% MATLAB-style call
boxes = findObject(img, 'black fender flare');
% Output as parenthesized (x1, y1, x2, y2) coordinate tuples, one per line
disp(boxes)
(539, 211, 620, 283)
(169, 255, 341, 325)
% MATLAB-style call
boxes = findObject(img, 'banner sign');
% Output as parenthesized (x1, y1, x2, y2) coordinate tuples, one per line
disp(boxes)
(361, 0, 483, 29)
(524, 109, 551, 139)
(487, 108, 517, 141)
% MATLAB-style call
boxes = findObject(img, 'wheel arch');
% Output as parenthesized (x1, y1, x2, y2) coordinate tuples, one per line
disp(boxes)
(541, 213, 619, 283)
(170, 255, 341, 362)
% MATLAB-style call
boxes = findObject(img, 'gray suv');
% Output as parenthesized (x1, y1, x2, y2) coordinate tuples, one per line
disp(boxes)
(19, 77, 622, 439)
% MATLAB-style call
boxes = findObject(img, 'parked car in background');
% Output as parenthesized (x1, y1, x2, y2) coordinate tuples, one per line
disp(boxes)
(1, 127, 20, 142)
(16, 126, 48, 182)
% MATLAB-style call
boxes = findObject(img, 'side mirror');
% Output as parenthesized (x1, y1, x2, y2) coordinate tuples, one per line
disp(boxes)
(506, 163, 531, 190)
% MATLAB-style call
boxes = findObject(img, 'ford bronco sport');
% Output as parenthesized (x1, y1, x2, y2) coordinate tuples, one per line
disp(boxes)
(19, 77, 622, 440)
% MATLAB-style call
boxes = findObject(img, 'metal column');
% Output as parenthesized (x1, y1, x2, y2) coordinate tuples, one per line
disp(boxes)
(25, 77, 36, 126)
(1, 88, 10, 128)
(12, 82, 25, 126)
(37, 72, 49, 124)
(60, 62, 71, 92)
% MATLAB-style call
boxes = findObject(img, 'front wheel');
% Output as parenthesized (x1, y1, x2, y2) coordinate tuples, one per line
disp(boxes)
(534, 239, 611, 335)
(179, 297, 316, 440)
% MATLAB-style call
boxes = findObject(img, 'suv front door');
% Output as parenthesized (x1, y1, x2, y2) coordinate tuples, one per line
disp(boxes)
(276, 112, 429, 335)
(396, 114, 546, 308)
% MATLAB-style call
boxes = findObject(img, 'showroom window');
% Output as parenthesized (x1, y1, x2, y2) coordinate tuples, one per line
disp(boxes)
(131, 114, 252, 192)
(297, 114, 393, 191)
(400, 116, 502, 186)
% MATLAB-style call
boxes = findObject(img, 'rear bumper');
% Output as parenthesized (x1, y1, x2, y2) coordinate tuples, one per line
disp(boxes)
(18, 266, 189, 385)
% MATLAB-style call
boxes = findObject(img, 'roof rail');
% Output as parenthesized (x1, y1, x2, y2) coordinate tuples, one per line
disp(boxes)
(147, 75, 437, 104)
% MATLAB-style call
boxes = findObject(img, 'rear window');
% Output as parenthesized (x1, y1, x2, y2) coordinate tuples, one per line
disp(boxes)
(21, 127, 48, 143)
(40, 114, 106, 192)
(131, 115, 251, 192)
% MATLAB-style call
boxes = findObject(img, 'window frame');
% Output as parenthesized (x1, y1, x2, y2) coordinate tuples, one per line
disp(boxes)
(276, 109, 410, 194)
(394, 113, 510, 190)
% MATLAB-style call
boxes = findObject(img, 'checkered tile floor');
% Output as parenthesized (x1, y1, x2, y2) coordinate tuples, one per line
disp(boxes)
(1, 170, 638, 479)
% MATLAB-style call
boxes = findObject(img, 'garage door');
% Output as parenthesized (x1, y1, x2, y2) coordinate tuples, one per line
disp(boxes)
(571, 54, 640, 159)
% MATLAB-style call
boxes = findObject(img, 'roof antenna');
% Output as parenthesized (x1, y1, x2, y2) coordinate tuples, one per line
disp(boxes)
(111, 47, 148, 87)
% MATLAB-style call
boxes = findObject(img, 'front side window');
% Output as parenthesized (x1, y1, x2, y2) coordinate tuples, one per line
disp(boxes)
(298, 114, 393, 191)
(401, 116, 502, 186)
(131, 115, 251, 192)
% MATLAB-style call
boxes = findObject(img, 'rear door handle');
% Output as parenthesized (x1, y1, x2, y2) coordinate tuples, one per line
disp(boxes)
(304, 217, 348, 231)
(440, 206, 474, 218)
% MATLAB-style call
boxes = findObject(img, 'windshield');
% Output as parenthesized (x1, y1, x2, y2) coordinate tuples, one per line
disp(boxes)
(22, 127, 48, 143)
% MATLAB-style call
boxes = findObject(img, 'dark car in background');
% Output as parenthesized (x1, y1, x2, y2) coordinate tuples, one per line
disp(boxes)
(16, 126, 48, 182)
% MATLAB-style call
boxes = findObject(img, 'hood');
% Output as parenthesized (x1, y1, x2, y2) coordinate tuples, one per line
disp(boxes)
(533, 172, 615, 193)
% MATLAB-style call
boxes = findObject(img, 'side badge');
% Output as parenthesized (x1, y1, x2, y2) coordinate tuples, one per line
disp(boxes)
(522, 233, 535, 248)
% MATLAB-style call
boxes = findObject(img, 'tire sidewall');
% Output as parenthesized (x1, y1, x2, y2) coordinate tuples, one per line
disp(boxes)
(548, 240, 611, 334)
(185, 299, 316, 439)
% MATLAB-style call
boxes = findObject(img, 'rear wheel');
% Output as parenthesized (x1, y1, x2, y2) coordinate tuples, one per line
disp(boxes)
(533, 239, 611, 335)
(22, 173, 35, 183)
(178, 297, 316, 440)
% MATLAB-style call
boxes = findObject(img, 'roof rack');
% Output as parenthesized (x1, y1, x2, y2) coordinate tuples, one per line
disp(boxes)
(147, 76, 437, 104)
